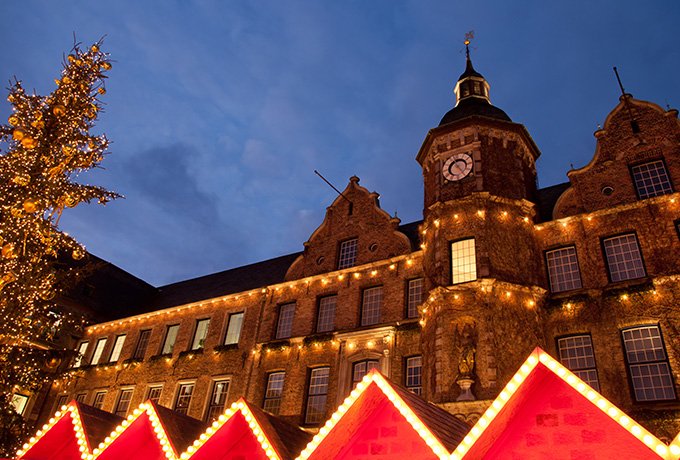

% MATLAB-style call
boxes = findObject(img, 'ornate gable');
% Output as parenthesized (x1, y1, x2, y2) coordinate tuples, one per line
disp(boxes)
(286, 177, 412, 280)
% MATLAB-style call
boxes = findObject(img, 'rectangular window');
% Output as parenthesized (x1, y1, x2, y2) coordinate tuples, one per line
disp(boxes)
(316, 296, 337, 333)
(546, 246, 583, 293)
(352, 359, 380, 386)
(224, 312, 244, 345)
(73, 341, 89, 368)
(305, 367, 330, 425)
(133, 330, 152, 360)
(174, 383, 194, 415)
(405, 356, 423, 395)
(90, 338, 107, 366)
(263, 372, 285, 415)
(54, 394, 69, 413)
(11, 394, 29, 416)
(361, 286, 383, 326)
(109, 334, 126, 362)
(451, 238, 477, 284)
(275, 303, 296, 339)
(205, 379, 230, 421)
(406, 278, 424, 319)
(92, 391, 106, 409)
(114, 389, 133, 417)
(191, 319, 211, 350)
(337, 238, 358, 269)
(147, 386, 162, 405)
(557, 335, 600, 391)
(75, 393, 87, 403)
(631, 160, 673, 199)
(161, 324, 180, 355)
(603, 234, 646, 282)
(622, 325, 676, 402)
(675, 219, 680, 240)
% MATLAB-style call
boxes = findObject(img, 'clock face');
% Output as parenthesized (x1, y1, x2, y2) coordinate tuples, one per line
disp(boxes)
(442, 153, 473, 181)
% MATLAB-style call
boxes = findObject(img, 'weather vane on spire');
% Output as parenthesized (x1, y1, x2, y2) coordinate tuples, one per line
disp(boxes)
(464, 30, 475, 58)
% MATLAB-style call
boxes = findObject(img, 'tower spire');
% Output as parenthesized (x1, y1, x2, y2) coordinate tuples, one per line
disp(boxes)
(454, 31, 490, 106)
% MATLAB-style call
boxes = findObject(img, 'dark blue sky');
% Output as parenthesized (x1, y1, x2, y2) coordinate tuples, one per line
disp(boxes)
(1, 1, 678, 286)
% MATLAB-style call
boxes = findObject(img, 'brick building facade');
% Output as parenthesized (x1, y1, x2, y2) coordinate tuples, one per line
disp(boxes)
(40, 53, 680, 440)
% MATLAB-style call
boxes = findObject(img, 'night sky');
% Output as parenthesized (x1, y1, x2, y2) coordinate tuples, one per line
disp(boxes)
(1, 1, 678, 286)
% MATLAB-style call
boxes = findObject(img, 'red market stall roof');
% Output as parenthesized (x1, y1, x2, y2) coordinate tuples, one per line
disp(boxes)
(451, 347, 670, 460)
(669, 432, 680, 459)
(296, 369, 470, 460)
(17, 401, 122, 460)
(92, 401, 207, 460)
(180, 398, 311, 460)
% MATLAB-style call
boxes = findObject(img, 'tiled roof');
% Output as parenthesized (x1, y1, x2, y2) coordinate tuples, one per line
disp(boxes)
(152, 402, 208, 455)
(76, 402, 124, 449)
(246, 400, 313, 460)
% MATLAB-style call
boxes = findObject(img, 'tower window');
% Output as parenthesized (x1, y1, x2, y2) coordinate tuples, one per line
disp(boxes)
(316, 295, 337, 333)
(405, 356, 423, 395)
(305, 367, 330, 425)
(360, 286, 383, 326)
(337, 238, 358, 269)
(275, 303, 296, 339)
(631, 160, 673, 199)
(602, 234, 646, 282)
(545, 246, 583, 293)
(406, 278, 423, 319)
(556, 335, 599, 391)
(621, 325, 676, 402)
(174, 383, 194, 415)
(190, 318, 211, 350)
(263, 372, 285, 414)
(451, 238, 477, 284)
(114, 388, 134, 417)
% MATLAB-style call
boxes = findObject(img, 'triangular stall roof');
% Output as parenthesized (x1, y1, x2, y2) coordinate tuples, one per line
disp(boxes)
(180, 398, 311, 460)
(92, 401, 206, 460)
(296, 369, 470, 460)
(452, 348, 670, 460)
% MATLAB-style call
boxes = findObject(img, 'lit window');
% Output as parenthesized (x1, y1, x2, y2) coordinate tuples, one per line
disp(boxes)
(631, 160, 673, 199)
(622, 325, 676, 402)
(73, 341, 89, 368)
(90, 338, 107, 365)
(406, 278, 423, 318)
(161, 324, 180, 355)
(75, 393, 87, 403)
(603, 234, 646, 282)
(360, 286, 383, 326)
(546, 246, 583, 293)
(405, 356, 422, 395)
(263, 372, 285, 414)
(224, 312, 244, 345)
(275, 303, 296, 339)
(557, 335, 600, 391)
(133, 330, 151, 360)
(114, 389, 133, 417)
(92, 391, 106, 409)
(109, 334, 126, 362)
(206, 380, 230, 421)
(147, 386, 162, 405)
(316, 296, 337, 333)
(54, 395, 69, 414)
(352, 359, 380, 386)
(337, 238, 358, 269)
(305, 367, 330, 425)
(174, 383, 194, 415)
(451, 238, 476, 284)
(191, 318, 211, 350)
(11, 393, 29, 416)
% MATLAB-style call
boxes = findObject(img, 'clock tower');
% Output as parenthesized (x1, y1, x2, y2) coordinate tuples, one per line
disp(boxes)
(416, 45, 546, 407)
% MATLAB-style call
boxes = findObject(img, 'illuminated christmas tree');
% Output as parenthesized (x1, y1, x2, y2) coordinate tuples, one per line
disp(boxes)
(0, 41, 118, 454)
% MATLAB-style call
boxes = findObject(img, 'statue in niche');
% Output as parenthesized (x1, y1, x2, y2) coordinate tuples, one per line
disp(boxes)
(455, 321, 477, 401)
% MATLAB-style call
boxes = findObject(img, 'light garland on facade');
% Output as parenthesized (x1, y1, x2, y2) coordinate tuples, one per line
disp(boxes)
(450, 348, 670, 459)
(296, 369, 450, 460)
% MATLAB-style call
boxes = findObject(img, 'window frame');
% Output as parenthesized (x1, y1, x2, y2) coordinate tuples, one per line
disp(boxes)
(555, 334, 600, 391)
(190, 318, 211, 351)
(405, 278, 424, 319)
(173, 382, 195, 415)
(337, 237, 359, 270)
(114, 388, 134, 417)
(674, 219, 680, 240)
(262, 371, 286, 415)
(54, 394, 69, 414)
(205, 378, 230, 422)
(161, 324, 180, 355)
(544, 245, 583, 293)
(224, 312, 244, 346)
(620, 324, 676, 403)
(92, 391, 106, 409)
(360, 285, 383, 327)
(146, 385, 163, 405)
(450, 237, 477, 285)
(629, 158, 674, 200)
(601, 232, 647, 283)
(275, 303, 296, 339)
(404, 355, 423, 395)
(90, 338, 108, 366)
(351, 359, 380, 387)
(108, 334, 126, 362)
(133, 329, 152, 360)
(73, 341, 89, 368)
(316, 295, 337, 333)
(304, 367, 330, 425)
